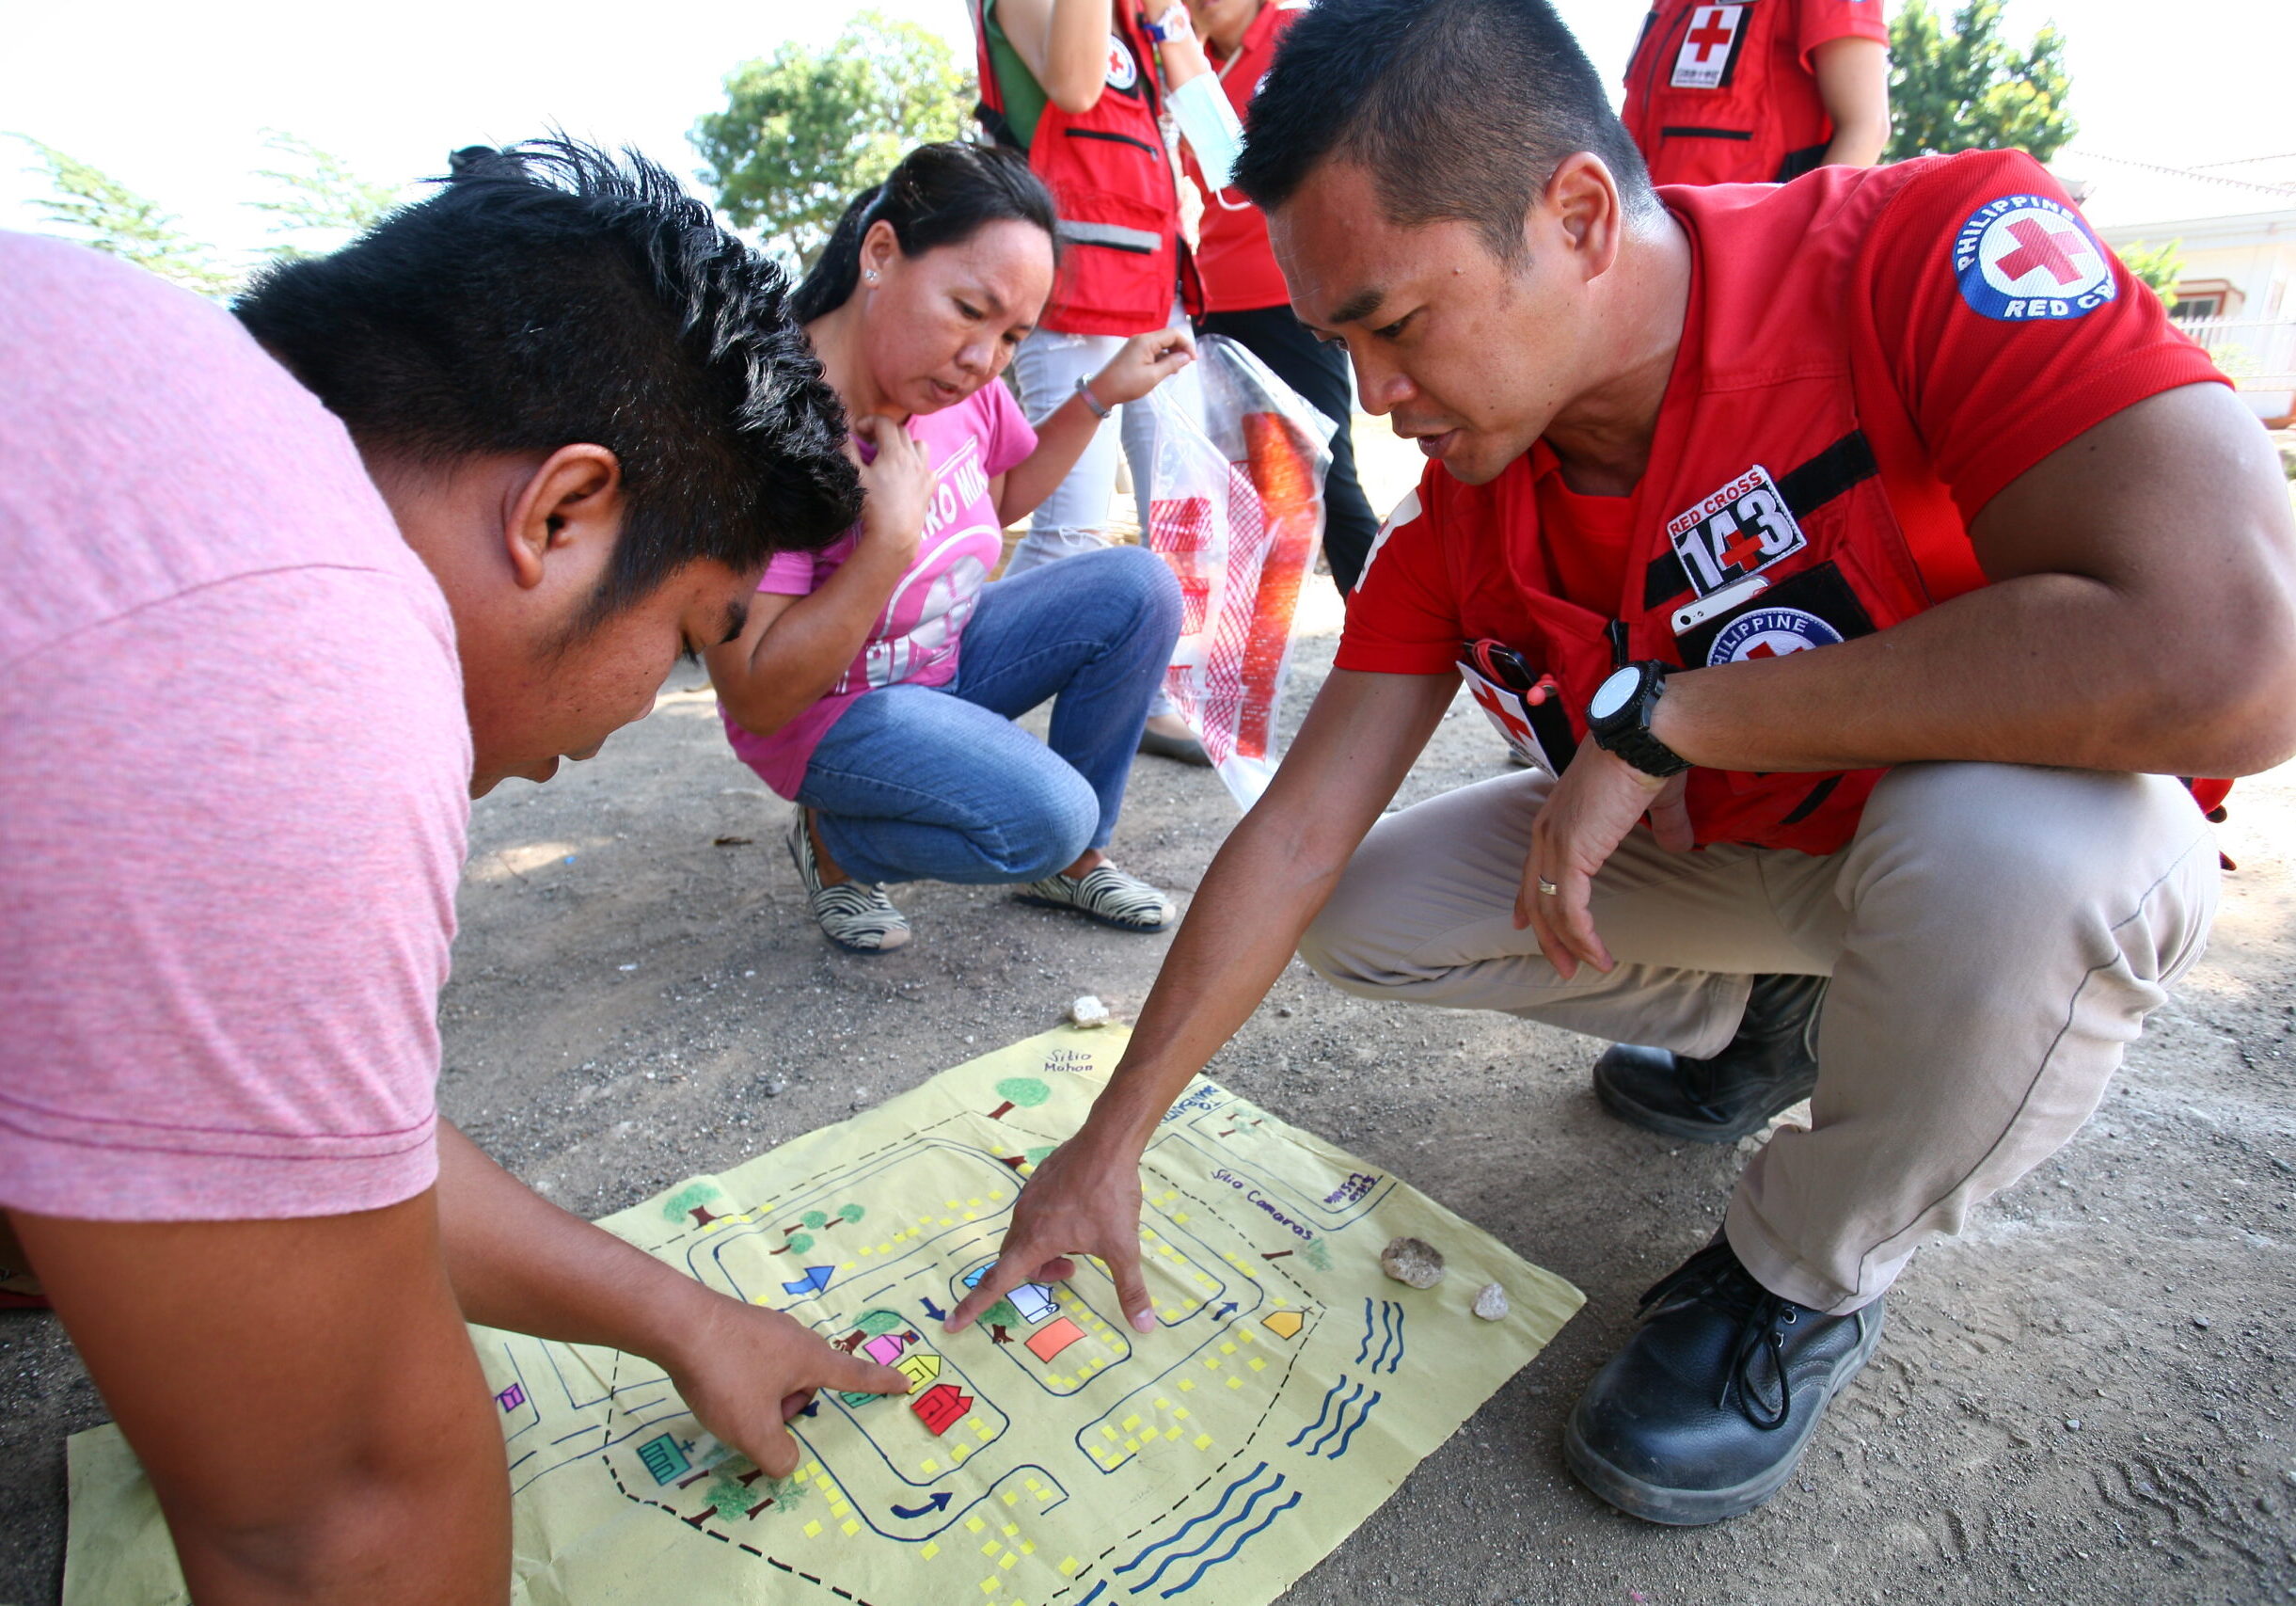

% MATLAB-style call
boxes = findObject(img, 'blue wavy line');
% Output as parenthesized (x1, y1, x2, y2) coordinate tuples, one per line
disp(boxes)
(1327, 1389, 1383, 1459)
(1284, 1377, 1348, 1451)
(1304, 1382, 1365, 1458)
(1354, 1296, 1374, 1364)
(1076, 1584, 1106, 1605)
(1132, 1475, 1285, 1596)
(1115, 1461, 1268, 1577)
(1369, 1302, 1395, 1374)
(1159, 1490, 1302, 1598)
(1387, 1303, 1407, 1374)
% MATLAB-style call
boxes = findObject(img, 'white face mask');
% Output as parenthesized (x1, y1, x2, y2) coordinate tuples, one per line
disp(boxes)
(1165, 72, 1246, 194)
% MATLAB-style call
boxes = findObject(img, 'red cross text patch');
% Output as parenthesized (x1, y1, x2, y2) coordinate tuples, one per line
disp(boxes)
(1666, 465, 1807, 598)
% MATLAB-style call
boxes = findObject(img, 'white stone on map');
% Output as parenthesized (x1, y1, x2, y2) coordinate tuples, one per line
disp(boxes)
(1069, 994, 1112, 1028)
(1473, 1282, 1509, 1321)
(1380, 1236, 1446, 1289)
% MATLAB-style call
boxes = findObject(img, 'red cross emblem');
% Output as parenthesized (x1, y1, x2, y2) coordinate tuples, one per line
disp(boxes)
(1465, 677, 1534, 745)
(1992, 216, 2093, 286)
(1716, 518, 1768, 575)
(1685, 8, 1736, 60)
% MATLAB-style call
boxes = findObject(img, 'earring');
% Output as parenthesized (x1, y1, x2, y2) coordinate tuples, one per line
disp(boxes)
(865, 269, 879, 282)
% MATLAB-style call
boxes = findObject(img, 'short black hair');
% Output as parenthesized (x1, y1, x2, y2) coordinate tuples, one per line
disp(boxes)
(236, 138, 861, 627)
(1234, 0, 1655, 261)
(792, 142, 1058, 326)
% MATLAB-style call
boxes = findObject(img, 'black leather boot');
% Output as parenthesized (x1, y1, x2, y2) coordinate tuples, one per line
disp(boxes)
(1592, 973, 1827, 1143)
(1563, 1237, 1883, 1525)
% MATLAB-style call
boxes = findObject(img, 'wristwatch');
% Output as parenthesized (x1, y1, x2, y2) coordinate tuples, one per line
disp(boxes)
(1144, 6, 1196, 44)
(1586, 661, 1691, 778)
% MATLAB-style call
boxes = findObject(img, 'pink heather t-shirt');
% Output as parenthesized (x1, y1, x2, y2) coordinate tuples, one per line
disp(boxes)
(0, 234, 470, 1223)
(723, 380, 1037, 797)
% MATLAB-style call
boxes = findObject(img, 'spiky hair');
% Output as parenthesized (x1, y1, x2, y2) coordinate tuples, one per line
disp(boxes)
(236, 137, 861, 622)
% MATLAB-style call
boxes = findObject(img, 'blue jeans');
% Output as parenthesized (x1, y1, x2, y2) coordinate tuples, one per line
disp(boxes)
(799, 545, 1181, 887)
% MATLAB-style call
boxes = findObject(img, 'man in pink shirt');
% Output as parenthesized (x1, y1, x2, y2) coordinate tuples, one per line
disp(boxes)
(0, 142, 906, 1602)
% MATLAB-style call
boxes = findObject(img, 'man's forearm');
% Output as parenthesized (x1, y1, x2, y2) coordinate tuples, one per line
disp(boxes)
(1656, 385, 2296, 779)
(1079, 671, 1455, 1155)
(433, 1121, 718, 1358)
(1653, 570, 2190, 773)
(1084, 818, 1349, 1154)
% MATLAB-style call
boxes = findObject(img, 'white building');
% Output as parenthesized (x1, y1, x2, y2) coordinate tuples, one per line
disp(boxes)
(2054, 150, 2296, 427)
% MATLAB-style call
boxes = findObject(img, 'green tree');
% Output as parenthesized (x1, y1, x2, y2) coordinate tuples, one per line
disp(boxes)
(692, 11, 969, 265)
(12, 136, 235, 295)
(248, 131, 400, 261)
(2116, 239, 2184, 310)
(1887, 0, 2078, 164)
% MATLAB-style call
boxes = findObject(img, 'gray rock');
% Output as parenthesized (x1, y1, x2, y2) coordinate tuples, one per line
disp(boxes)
(1380, 1235, 1446, 1289)
(1473, 1282, 1509, 1321)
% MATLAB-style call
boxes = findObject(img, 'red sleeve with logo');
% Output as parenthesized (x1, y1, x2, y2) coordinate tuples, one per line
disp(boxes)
(1861, 150, 2227, 523)
(1796, 0, 1889, 66)
(1333, 471, 1477, 676)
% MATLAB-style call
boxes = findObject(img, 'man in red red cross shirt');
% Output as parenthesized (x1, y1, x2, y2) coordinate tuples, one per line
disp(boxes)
(1622, 0, 1891, 185)
(950, 0, 2296, 1529)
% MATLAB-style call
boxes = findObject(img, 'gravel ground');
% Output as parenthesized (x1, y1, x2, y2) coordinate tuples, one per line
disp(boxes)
(4, 435, 2292, 1603)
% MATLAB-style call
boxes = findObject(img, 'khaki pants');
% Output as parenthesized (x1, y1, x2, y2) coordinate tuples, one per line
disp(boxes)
(1297, 763, 2219, 1314)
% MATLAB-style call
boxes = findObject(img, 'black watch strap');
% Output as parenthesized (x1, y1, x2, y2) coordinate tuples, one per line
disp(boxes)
(1590, 661, 1692, 778)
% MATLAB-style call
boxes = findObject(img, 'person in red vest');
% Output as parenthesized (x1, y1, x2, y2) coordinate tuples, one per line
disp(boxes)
(949, 0, 2296, 1528)
(974, 0, 1226, 762)
(1179, 0, 1381, 593)
(1622, 0, 1891, 186)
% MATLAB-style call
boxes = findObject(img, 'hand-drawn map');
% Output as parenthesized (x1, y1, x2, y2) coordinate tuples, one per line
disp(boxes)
(65, 1026, 1582, 1606)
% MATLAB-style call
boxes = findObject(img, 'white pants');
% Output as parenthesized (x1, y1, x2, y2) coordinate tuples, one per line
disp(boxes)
(1297, 762, 2220, 1313)
(1007, 308, 1196, 718)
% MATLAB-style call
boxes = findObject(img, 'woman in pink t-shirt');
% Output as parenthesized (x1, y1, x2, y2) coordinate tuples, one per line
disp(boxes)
(711, 143, 1196, 952)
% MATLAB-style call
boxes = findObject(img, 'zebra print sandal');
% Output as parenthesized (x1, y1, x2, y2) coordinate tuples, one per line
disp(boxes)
(1016, 863, 1177, 932)
(787, 810, 911, 953)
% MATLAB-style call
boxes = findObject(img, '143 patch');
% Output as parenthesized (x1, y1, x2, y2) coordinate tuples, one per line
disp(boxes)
(1954, 194, 2115, 322)
(1667, 464, 1806, 598)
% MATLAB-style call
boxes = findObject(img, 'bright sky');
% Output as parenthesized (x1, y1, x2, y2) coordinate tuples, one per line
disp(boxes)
(5, 0, 2288, 267)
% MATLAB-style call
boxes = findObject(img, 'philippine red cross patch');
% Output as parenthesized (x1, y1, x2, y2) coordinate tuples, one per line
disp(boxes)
(1667, 465, 1806, 598)
(1953, 194, 2116, 322)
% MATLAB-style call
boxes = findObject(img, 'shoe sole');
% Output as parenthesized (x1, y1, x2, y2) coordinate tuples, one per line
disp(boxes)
(1592, 1070, 1817, 1145)
(1560, 1302, 1884, 1526)
(1013, 892, 1175, 933)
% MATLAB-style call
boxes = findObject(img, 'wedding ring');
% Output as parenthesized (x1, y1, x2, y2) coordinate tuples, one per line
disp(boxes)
(1536, 877, 1560, 897)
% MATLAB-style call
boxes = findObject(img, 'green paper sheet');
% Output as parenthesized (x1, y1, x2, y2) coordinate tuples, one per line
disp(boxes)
(65, 1026, 1581, 1606)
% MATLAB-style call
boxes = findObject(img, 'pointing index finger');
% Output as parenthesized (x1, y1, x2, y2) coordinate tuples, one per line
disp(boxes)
(944, 1252, 1031, 1334)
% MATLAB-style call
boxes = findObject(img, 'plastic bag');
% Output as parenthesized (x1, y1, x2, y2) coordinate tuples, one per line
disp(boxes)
(1138, 334, 1336, 807)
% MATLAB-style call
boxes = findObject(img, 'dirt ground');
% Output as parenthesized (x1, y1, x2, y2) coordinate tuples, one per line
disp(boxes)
(4, 439, 2294, 1605)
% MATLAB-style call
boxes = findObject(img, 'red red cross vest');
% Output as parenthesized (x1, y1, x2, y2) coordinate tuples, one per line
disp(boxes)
(974, 1, 1183, 336)
(1182, 0, 1303, 313)
(1435, 170, 2225, 854)
(1622, 0, 1859, 186)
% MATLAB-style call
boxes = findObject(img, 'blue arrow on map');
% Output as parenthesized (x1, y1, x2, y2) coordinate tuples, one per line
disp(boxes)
(782, 1265, 834, 1296)
(891, 1491, 954, 1520)
(1216, 1301, 1239, 1320)
(920, 1295, 947, 1322)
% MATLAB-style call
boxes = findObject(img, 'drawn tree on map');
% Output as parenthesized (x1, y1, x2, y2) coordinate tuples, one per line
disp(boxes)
(985, 1077, 1050, 1121)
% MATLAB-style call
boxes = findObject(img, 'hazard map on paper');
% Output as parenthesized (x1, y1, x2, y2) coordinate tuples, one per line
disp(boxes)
(64, 1027, 1583, 1606)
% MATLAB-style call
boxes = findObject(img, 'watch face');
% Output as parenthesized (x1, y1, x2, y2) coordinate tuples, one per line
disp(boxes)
(1589, 666, 1640, 723)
